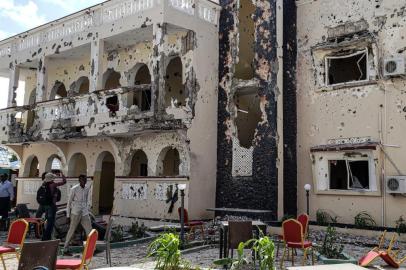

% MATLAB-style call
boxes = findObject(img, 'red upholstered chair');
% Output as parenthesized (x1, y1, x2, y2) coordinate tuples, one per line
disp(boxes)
(280, 219, 314, 268)
(178, 207, 205, 240)
(297, 213, 309, 237)
(0, 219, 29, 270)
(56, 229, 98, 270)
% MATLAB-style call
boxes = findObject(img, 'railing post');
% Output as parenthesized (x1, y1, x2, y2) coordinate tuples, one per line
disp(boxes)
(90, 39, 105, 92)
(36, 56, 48, 103)
(7, 65, 19, 107)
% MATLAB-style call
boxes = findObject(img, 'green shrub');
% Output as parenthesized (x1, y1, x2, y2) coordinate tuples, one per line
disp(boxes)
(147, 233, 182, 270)
(111, 225, 124, 242)
(354, 211, 376, 229)
(316, 209, 337, 226)
(396, 216, 406, 235)
(318, 225, 344, 259)
(129, 221, 147, 239)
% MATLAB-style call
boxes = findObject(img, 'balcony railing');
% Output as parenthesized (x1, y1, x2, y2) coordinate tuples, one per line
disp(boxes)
(0, 0, 219, 59)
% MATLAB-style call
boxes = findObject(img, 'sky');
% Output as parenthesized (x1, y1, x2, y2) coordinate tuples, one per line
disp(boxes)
(0, 0, 105, 108)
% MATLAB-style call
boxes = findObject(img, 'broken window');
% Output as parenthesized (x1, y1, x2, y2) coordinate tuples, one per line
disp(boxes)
(234, 91, 261, 148)
(235, 1, 255, 80)
(326, 49, 368, 86)
(103, 69, 121, 90)
(329, 159, 370, 190)
(106, 95, 119, 115)
(165, 57, 184, 108)
(129, 150, 148, 177)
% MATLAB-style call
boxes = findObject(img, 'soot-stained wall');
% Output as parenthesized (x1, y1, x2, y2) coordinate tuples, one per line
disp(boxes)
(216, 0, 279, 220)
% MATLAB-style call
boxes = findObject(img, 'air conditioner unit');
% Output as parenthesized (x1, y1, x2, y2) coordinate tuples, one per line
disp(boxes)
(383, 57, 405, 77)
(386, 176, 406, 194)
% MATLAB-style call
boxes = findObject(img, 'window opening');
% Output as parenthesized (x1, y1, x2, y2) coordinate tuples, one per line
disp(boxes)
(329, 159, 370, 190)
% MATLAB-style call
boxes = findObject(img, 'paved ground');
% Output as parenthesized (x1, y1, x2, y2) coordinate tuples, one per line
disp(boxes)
(1, 227, 406, 269)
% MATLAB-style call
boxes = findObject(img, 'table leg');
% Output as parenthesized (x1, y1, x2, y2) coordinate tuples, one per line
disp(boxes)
(219, 227, 223, 259)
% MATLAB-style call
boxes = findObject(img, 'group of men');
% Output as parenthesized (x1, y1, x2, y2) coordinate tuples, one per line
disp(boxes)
(1, 171, 94, 255)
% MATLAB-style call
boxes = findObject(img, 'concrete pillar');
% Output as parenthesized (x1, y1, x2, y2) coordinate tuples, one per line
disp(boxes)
(7, 65, 20, 107)
(36, 56, 48, 102)
(90, 39, 104, 92)
(152, 23, 167, 114)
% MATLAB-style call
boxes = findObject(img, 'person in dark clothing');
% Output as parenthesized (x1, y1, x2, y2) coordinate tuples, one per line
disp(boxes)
(37, 172, 67, 240)
(35, 172, 49, 219)
(0, 173, 14, 230)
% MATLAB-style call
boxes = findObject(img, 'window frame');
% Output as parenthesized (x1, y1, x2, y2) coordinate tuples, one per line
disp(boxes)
(328, 157, 371, 191)
(325, 48, 369, 87)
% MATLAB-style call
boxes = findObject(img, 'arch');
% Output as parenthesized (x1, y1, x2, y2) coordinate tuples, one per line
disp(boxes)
(129, 150, 148, 177)
(164, 56, 184, 108)
(126, 64, 152, 111)
(103, 69, 121, 90)
(45, 154, 63, 173)
(156, 147, 180, 176)
(70, 76, 89, 95)
(23, 155, 39, 177)
(67, 153, 87, 177)
(50, 81, 67, 100)
(94, 151, 115, 214)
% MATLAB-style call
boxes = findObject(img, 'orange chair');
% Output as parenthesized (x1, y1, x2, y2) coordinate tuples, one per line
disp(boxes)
(0, 219, 29, 270)
(178, 207, 205, 240)
(359, 230, 387, 267)
(280, 219, 314, 268)
(277, 214, 309, 256)
(56, 229, 98, 270)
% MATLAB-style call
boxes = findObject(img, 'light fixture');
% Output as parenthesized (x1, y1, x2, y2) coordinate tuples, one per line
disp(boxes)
(304, 184, 311, 215)
(304, 184, 311, 191)
(178, 184, 187, 191)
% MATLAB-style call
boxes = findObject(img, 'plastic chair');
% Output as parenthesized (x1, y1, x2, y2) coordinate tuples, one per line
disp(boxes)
(96, 217, 114, 266)
(56, 229, 98, 270)
(0, 219, 29, 270)
(228, 221, 253, 258)
(178, 208, 205, 240)
(18, 240, 59, 270)
(280, 219, 314, 268)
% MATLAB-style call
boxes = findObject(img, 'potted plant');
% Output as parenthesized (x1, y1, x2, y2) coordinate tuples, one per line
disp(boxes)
(316, 225, 357, 264)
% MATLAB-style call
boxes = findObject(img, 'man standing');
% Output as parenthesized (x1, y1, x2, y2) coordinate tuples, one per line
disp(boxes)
(63, 175, 93, 255)
(37, 172, 67, 240)
(0, 174, 14, 230)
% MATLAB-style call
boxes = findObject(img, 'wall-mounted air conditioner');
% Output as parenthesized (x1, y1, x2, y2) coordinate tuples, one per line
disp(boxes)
(386, 176, 406, 194)
(383, 57, 405, 77)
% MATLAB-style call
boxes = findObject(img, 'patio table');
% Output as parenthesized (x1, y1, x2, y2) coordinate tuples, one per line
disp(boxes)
(218, 220, 267, 259)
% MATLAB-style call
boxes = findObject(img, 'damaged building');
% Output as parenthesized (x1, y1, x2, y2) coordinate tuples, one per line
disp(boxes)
(1, 0, 406, 227)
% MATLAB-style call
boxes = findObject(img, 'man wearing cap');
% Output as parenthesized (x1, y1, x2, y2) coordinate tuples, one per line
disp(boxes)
(0, 174, 14, 230)
(37, 172, 67, 240)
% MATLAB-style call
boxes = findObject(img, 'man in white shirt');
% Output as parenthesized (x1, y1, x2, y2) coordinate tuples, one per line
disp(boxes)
(63, 174, 93, 255)
(0, 174, 14, 230)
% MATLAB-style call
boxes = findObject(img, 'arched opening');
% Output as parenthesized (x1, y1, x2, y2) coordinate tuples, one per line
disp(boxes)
(157, 147, 180, 176)
(70, 76, 89, 95)
(24, 156, 39, 177)
(95, 152, 115, 214)
(50, 82, 67, 100)
(103, 69, 121, 90)
(67, 153, 87, 177)
(165, 57, 184, 108)
(126, 64, 152, 111)
(26, 88, 36, 131)
(129, 150, 148, 177)
(45, 155, 62, 174)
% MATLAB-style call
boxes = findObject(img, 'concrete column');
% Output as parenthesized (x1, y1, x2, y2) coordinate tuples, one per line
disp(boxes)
(36, 56, 48, 102)
(152, 23, 167, 114)
(90, 39, 104, 92)
(7, 65, 20, 107)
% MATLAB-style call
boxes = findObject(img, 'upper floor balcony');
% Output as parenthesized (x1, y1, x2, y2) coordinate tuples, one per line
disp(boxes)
(0, 0, 220, 144)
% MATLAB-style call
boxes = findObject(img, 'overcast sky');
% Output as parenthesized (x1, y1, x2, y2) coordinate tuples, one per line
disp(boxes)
(0, 0, 105, 108)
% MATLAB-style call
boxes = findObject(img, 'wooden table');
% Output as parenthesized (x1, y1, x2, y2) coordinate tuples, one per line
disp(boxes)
(218, 220, 267, 259)
(206, 207, 272, 221)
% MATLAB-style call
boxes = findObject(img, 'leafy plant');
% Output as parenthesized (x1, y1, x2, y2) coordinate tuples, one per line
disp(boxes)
(354, 211, 376, 229)
(129, 221, 147, 239)
(213, 242, 249, 270)
(213, 235, 275, 270)
(111, 225, 124, 242)
(318, 225, 344, 259)
(396, 216, 406, 235)
(147, 233, 182, 270)
(316, 209, 337, 226)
